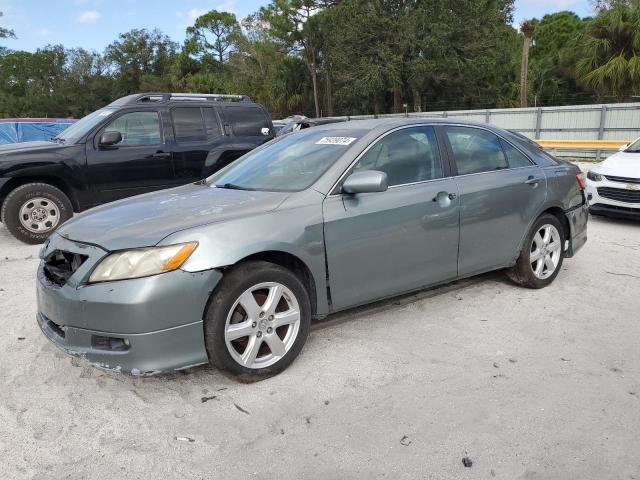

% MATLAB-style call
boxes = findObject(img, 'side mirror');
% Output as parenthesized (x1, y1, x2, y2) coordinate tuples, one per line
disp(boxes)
(619, 144, 629, 152)
(261, 127, 270, 136)
(99, 131, 122, 147)
(342, 170, 388, 194)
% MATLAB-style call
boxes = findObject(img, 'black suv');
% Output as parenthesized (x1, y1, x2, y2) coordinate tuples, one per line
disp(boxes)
(0, 92, 274, 244)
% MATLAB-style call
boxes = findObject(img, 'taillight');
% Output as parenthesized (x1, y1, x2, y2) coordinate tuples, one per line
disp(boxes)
(576, 172, 586, 189)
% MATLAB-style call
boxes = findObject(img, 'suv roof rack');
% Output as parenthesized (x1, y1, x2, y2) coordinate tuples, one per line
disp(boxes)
(133, 93, 252, 104)
(109, 92, 253, 107)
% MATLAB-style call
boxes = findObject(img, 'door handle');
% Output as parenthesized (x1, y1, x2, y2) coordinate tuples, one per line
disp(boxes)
(432, 191, 456, 206)
(525, 176, 541, 185)
(151, 152, 171, 159)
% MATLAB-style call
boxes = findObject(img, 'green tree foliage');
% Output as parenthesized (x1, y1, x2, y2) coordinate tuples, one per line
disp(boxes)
(527, 12, 588, 105)
(260, 0, 339, 117)
(105, 29, 177, 96)
(575, 0, 640, 99)
(185, 10, 241, 64)
(0, 11, 15, 40)
(2, 1, 640, 119)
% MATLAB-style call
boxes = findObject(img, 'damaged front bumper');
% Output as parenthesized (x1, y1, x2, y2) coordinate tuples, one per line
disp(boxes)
(36, 234, 222, 375)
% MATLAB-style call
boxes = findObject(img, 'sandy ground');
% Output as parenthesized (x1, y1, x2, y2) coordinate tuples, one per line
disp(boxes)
(1, 179, 640, 479)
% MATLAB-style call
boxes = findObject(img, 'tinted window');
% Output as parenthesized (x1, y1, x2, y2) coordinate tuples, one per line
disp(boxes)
(353, 126, 442, 186)
(446, 127, 508, 175)
(104, 111, 161, 146)
(172, 107, 206, 142)
(225, 106, 269, 136)
(501, 139, 533, 168)
(202, 108, 221, 137)
(207, 129, 364, 191)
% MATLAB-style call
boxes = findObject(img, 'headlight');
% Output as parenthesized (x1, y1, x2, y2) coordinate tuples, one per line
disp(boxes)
(587, 170, 603, 182)
(89, 242, 198, 283)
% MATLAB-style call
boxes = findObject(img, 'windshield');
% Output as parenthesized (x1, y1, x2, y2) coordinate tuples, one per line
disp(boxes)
(55, 108, 117, 143)
(207, 129, 364, 192)
(625, 137, 640, 152)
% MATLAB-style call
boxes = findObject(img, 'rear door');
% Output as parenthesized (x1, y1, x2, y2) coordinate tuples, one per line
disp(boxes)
(86, 109, 174, 204)
(323, 125, 460, 310)
(169, 105, 233, 184)
(440, 125, 546, 276)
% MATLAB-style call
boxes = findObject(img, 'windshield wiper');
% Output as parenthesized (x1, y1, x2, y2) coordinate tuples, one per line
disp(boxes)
(216, 183, 252, 191)
(51, 137, 66, 144)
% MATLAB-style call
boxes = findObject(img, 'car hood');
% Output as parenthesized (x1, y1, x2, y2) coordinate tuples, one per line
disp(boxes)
(57, 183, 291, 251)
(0, 140, 64, 156)
(597, 151, 640, 177)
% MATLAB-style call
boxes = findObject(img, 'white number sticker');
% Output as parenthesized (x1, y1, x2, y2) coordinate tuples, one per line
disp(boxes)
(315, 137, 357, 146)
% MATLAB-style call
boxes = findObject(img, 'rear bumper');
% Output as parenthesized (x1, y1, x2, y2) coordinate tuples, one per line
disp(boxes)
(564, 202, 588, 258)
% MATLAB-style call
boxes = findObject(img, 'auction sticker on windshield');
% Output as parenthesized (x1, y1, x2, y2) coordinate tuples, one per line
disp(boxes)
(316, 137, 357, 146)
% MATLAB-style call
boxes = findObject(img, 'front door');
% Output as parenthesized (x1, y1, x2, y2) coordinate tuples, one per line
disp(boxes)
(323, 126, 460, 311)
(86, 110, 174, 204)
(441, 125, 547, 276)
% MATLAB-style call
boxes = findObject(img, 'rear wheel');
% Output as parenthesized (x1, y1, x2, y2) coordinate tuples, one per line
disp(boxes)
(1, 183, 73, 244)
(204, 261, 311, 380)
(507, 213, 565, 289)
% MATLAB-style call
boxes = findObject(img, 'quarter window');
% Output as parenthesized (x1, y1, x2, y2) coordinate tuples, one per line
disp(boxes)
(500, 139, 533, 168)
(225, 106, 270, 136)
(353, 126, 442, 186)
(445, 127, 508, 175)
(172, 107, 207, 142)
(104, 111, 161, 146)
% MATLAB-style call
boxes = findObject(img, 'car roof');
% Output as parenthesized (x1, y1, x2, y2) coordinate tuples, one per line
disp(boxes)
(315, 117, 498, 131)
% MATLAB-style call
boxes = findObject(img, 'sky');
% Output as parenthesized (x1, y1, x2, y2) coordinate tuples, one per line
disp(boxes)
(0, 0, 594, 53)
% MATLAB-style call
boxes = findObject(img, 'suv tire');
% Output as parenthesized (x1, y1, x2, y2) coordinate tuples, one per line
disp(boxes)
(1, 183, 73, 244)
(507, 213, 565, 289)
(204, 260, 311, 380)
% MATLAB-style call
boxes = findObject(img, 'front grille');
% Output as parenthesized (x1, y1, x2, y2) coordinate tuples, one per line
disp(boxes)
(604, 175, 640, 184)
(597, 187, 640, 204)
(43, 250, 88, 286)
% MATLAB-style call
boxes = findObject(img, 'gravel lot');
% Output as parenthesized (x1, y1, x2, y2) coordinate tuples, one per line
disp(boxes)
(1, 179, 639, 479)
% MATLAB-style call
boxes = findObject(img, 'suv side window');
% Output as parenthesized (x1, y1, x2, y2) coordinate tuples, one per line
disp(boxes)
(104, 111, 161, 146)
(445, 126, 508, 175)
(353, 126, 442, 186)
(225, 106, 269, 136)
(172, 107, 207, 142)
(202, 107, 221, 137)
(500, 139, 533, 168)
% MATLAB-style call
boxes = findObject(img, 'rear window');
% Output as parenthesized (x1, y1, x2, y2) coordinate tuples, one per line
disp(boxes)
(172, 107, 206, 142)
(225, 106, 269, 136)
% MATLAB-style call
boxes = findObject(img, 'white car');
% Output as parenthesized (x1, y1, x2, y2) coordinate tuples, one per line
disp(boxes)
(585, 137, 640, 219)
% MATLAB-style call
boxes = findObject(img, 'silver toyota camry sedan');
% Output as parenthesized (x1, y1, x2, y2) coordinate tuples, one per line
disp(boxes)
(36, 119, 588, 378)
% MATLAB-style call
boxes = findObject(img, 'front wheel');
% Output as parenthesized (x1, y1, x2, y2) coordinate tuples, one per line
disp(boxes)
(1, 183, 73, 244)
(507, 213, 565, 289)
(204, 261, 311, 380)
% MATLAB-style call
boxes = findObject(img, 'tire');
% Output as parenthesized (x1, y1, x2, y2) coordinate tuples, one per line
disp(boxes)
(1, 183, 73, 244)
(204, 260, 311, 380)
(507, 213, 565, 289)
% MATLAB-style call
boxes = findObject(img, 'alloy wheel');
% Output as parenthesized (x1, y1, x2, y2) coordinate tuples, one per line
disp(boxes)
(224, 282, 301, 369)
(530, 224, 562, 280)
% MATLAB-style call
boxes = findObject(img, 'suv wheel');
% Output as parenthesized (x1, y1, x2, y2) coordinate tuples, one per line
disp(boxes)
(1, 183, 73, 244)
(507, 213, 565, 289)
(204, 261, 311, 380)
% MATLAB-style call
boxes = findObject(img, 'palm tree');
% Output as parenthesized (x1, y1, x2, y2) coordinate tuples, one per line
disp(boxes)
(520, 20, 535, 107)
(575, 1, 640, 101)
